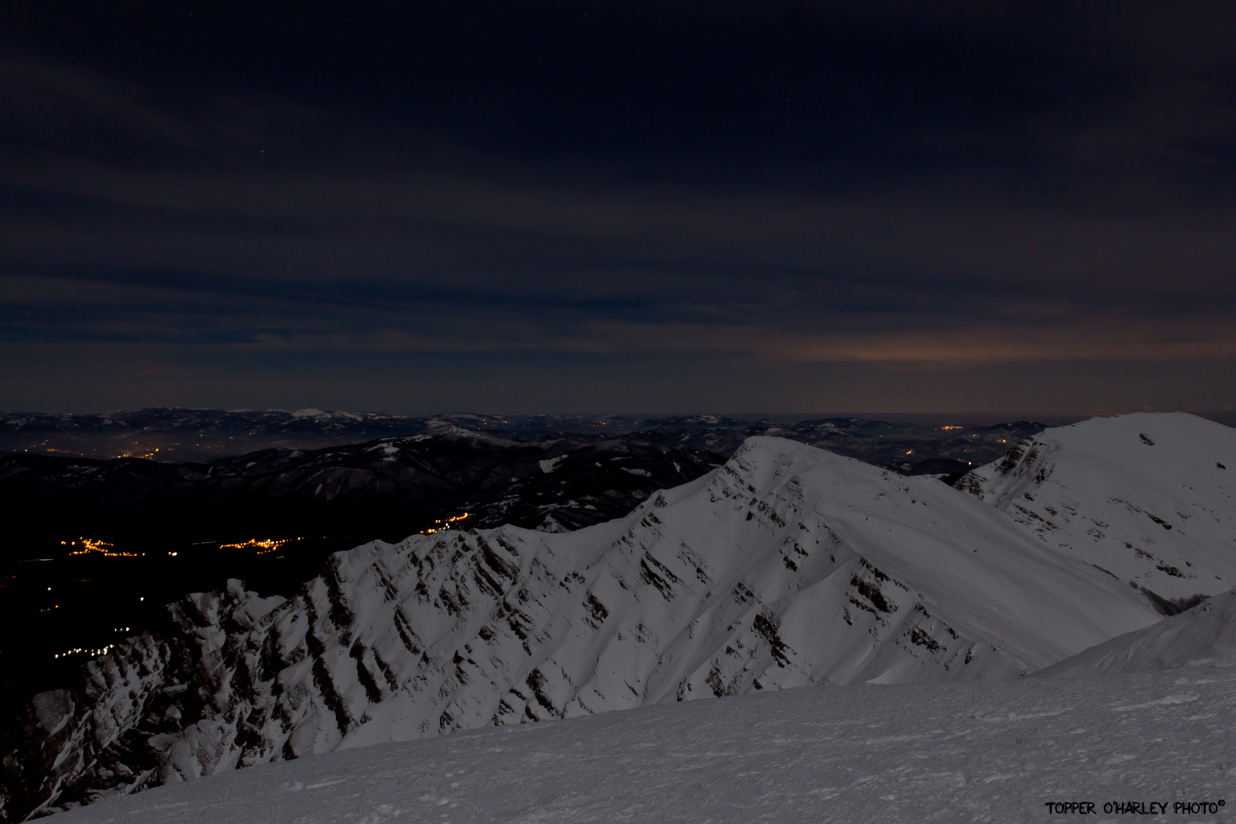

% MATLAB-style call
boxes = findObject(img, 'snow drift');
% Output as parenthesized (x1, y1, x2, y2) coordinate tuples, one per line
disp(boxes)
(45, 666, 1236, 824)
(1041, 588, 1236, 677)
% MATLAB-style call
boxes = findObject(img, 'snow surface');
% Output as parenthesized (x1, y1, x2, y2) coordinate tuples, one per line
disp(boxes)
(48, 666, 1236, 823)
(1042, 589, 1236, 677)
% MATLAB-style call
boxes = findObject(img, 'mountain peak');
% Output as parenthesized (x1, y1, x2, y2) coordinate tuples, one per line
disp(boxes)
(959, 412, 1236, 606)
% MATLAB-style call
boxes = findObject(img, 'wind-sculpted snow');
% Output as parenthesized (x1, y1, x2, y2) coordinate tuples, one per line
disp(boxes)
(959, 413, 1236, 609)
(2, 435, 1165, 820)
(46, 667, 1236, 824)
(1041, 589, 1236, 677)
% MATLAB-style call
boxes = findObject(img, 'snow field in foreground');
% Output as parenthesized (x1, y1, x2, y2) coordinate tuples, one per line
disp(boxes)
(51, 665, 1236, 824)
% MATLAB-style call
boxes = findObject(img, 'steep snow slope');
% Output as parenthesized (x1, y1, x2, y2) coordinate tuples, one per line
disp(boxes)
(47, 666, 1236, 824)
(1041, 589, 1236, 677)
(3, 436, 1161, 819)
(959, 412, 1236, 608)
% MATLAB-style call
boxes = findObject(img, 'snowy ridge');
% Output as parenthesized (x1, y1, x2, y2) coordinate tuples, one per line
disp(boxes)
(958, 412, 1236, 607)
(1041, 588, 1236, 677)
(3, 434, 1170, 819)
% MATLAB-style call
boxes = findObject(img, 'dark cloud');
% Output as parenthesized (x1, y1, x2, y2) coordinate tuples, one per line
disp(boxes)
(1, 2, 1235, 414)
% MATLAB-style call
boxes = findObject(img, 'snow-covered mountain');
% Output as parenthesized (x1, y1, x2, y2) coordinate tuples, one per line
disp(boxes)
(0, 430, 726, 711)
(958, 412, 1236, 610)
(1040, 588, 1236, 677)
(3, 413, 1233, 821)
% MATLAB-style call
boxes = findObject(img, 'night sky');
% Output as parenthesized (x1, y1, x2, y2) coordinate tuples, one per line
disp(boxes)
(3, 2, 1235, 416)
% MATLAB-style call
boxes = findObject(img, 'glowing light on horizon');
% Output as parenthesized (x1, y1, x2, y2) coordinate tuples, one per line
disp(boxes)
(420, 512, 469, 535)
(220, 537, 305, 554)
(63, 538, 138, 558)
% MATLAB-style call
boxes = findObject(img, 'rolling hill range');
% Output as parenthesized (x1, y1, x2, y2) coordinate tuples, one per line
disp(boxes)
(0, 427, 725, 544)
(0, 407, 1043, 475)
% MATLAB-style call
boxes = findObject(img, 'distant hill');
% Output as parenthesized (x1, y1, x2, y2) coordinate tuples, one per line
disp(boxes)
(0, 407, 1044, 473)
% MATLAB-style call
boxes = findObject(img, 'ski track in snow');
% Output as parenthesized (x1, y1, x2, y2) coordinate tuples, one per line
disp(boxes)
(49, 666, 1236, 824)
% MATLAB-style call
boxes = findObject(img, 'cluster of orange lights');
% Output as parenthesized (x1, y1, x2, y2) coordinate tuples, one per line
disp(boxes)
(220, 537, 305, 554)
(938, 425, 964, 431)
(420, 512, 470, 535)
(54, 644, 115, 659)
(112, 447, 161, 459)
(63, 538, 139, 558)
